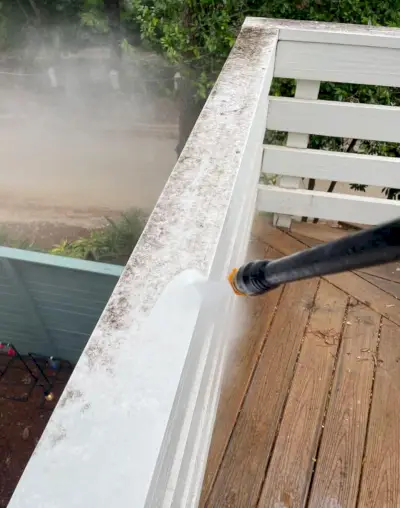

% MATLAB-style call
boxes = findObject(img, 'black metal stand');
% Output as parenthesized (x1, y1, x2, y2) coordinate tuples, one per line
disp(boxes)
(0, 343, 73, 406)
(0, 343, 38, 402)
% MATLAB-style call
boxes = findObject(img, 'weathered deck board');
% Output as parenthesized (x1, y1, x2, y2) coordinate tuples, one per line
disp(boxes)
(200, 241, 284, 505)
(307, 304, 381, 508)
(355, 272, 400, 300)
(291, 222, 349, 243)
(358, 318, 400, 507)
(291, 228, 400, 285)
(324, 272, 400, 326)
(202, 220, 400, 508)
(258, 281, 348, 508)
(205, 278, 319, 507)
(261, 225, 400, 326)
(358, 264, 400, 284)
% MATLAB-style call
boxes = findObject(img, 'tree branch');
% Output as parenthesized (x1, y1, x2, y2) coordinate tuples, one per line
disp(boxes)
(27, 0, 41, 22)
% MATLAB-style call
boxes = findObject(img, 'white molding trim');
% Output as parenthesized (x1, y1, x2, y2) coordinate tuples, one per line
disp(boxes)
(275, 41, 400, 87)
(267, 97, 400, 144)
(263, 145, 400, 188)
(258, 185, 400, 225)
(249, 17, 400, 48)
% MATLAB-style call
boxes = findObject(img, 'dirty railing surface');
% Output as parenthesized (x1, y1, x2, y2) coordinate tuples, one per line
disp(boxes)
(257, 18, 400, 228)
(8, 18, 277, 508)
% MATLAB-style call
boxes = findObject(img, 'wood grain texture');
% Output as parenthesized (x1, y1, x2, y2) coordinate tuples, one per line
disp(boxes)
(257, 185, 400, 225)
(274, 40, 400, 87)
(290, 228, 400, 285)
(258, 280, 347, 508)
(323, 273, 400, 328)
(258, 224, 400, 327)
(205, 278, 319, 508)
(307, 304, 380, 508)
(203, 218, 400, 508)
(262, 145, 400, 188)
(357, 265, 400, 285)
(290, 223, 348, 243)
(356, 272, 400, 300)
(267, 97, 400, 144)
(199, 241, 284, 506)
(358, 319, 400, 507)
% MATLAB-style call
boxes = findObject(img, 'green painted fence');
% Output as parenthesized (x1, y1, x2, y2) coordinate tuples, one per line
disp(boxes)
(0, 247, 123, 364)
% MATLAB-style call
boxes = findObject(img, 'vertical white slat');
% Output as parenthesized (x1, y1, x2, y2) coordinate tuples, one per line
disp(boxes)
(258, 185, 400, 225)
(273, 79, 320, 228)
(266, 97, 400, 143)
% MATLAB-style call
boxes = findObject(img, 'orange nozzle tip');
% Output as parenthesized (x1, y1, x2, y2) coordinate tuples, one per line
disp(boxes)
(228, 268, 246, 296)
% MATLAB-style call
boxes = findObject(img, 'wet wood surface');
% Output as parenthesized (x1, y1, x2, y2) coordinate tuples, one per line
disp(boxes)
(200, 220, 400, 508)
(358, 319, 400, 508)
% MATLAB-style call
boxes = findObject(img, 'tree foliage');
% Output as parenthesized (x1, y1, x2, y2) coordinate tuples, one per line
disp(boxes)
(124, 0, 246, 99)
(50, 208, 147, 264)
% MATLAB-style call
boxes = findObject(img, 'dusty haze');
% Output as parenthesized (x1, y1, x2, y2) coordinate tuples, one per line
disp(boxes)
(0, 44, 178, 239)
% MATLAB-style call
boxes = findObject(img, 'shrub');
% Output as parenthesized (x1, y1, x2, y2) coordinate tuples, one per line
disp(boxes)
(50, 208, 147, 264)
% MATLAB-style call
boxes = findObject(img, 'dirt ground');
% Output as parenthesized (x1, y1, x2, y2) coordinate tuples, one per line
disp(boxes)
(0, 123, 178, 248)
(0, 127, 178, 213)
(0, 84, 178, 246)
(0, 353, 72, 507)
(0, 221, 92, 249)
(0, 85, 179, 215)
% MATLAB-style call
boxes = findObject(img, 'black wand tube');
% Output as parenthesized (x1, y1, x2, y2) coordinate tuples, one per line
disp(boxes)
(234, 218, 400, 296)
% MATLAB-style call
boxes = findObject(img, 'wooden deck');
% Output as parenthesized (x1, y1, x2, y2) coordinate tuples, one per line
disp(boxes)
(200, 217, 400, 508)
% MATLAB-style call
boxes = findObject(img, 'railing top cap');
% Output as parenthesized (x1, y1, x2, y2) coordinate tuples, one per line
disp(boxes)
(245, 17, 400, 48)
(8, 20, 279, 508)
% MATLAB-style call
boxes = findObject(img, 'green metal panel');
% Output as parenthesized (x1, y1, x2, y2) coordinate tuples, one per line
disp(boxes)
(0, 247, 123, 364)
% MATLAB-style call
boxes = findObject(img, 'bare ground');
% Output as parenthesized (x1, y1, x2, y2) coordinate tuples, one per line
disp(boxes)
(0, 124, 178, 247)
(0, 355, 72, 508)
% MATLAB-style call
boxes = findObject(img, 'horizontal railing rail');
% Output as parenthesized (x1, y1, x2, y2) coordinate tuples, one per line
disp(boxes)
(262, 146, 400, 189)
(258, 19, 400, 226)
(257, 186, 400, 225)
(274, 40, 400, 87)
(267, 97, 400, 144)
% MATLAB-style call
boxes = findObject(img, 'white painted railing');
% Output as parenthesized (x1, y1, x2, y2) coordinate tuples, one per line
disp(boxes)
(9, 18, 400, 508)
(258, 18, 400, 227)
(9, 18, 276, 508)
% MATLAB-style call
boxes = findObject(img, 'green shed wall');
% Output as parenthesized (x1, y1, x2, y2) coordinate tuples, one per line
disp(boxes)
(0, 247, 122, 364)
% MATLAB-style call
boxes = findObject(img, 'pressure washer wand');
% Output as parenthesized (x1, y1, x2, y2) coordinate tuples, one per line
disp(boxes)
(228, 218, 400, 296)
